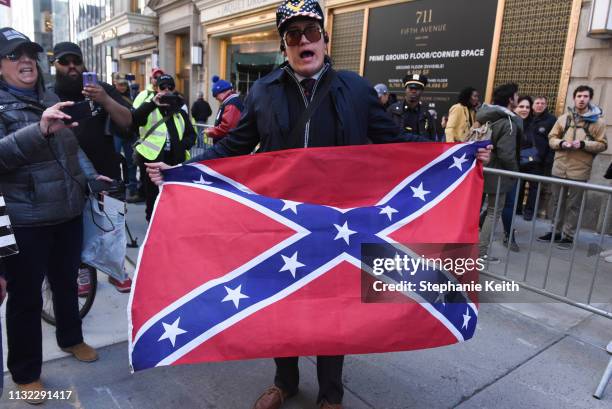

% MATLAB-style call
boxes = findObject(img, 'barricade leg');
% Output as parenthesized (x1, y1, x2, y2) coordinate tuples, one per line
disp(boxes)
(594, 341, 612, 399)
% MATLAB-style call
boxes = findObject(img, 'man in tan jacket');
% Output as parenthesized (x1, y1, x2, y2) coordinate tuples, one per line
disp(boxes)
(538, 85, 607, 249)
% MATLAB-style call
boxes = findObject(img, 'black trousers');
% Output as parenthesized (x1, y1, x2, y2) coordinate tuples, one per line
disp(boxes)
(4, 216, 84, 384)
(143, 167, 159, 222)
(274, 355, 344, 404)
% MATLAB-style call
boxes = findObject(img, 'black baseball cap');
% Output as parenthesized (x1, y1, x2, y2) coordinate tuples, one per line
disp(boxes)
(0, 27, 43, 57)
(52, 42, 83, 61)
(156, 74, 175, 89)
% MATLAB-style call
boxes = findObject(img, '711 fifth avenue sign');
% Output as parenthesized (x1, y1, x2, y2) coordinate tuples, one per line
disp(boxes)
(364, 0, 498, 119)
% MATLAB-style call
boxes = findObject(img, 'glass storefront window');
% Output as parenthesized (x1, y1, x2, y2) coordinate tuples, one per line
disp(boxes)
(224, 29, 283, 96)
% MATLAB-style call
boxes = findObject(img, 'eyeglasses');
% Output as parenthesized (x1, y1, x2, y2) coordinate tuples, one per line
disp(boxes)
(57, 55, 83, 66)
(284, 25, 322, 47)
(2, 48, 38, 61)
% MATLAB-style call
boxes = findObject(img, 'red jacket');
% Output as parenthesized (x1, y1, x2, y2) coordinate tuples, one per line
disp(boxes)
(207, 94, 243, 142)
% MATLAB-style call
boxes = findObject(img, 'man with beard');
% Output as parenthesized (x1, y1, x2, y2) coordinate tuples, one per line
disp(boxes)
(51, 42, 134, 293)
(389, 74, 439, 141)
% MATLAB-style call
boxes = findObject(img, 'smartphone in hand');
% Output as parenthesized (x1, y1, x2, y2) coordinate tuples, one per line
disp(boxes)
(88, 179, 125, 195)
(83, 72, 98, 87)
(60, 101, 93, 124)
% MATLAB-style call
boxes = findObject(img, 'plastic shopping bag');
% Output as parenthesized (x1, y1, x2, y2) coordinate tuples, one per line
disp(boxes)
(81, 194, 128, 281)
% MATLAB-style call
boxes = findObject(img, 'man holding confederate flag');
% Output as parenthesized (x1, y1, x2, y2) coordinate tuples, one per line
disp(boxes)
(146, 1, 491, 408)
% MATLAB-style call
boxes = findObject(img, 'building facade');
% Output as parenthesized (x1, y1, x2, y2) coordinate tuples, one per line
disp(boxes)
(148, 0, 201, 105)
(90, 0, 158, 91)
(195, 0, 283, 107)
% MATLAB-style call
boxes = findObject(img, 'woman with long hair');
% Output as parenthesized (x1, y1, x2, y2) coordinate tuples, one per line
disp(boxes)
(445, 86, 480, 142)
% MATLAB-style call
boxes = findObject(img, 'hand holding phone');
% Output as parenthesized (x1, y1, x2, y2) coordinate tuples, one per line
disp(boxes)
(82, 72, 98, 87)
(88, 179, 125, 195)
(40, 101, 79, 136)
(60, 100, 93, 124)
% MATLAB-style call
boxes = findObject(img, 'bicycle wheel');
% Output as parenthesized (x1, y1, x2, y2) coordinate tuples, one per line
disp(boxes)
(41, 266, 98, 326)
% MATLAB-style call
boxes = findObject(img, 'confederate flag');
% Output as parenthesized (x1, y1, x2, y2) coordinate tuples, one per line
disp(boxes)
(129, 141, 486, 371)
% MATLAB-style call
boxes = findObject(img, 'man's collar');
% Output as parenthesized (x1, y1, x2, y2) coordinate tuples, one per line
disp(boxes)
(294, 65, 326, 82)
(222, 92, 239, 103)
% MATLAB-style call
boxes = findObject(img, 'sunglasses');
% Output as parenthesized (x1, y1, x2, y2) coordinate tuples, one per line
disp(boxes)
(284, 25, 322, 47)
(2, 48, 39, 61)
(57, 56, 83, 66)
(159, 85, 175, 91)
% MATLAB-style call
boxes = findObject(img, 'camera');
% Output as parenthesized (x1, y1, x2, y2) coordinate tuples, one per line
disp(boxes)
(159, 94, 182, 106)
(159, 93, 184, 112)
(82, 72, 98, 87)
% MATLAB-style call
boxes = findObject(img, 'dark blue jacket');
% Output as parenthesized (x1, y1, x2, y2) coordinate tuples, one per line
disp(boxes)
(528, 111, 556, 166)
(189, 62, 426, 161)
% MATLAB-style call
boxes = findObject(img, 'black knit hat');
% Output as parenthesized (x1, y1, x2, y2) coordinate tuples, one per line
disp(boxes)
(276, 0, 324, 34)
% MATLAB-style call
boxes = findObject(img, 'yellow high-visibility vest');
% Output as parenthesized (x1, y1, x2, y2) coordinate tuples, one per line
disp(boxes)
(136, 107, 187, 161)
(133, 89, 154, 109)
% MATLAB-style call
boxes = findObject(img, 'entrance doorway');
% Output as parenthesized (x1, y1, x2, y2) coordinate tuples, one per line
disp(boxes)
(224, 29, 283, 96)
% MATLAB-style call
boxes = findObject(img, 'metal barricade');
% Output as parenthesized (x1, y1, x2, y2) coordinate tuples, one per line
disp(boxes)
(481, 168, 612, 319)
(191, 123, 214, 158)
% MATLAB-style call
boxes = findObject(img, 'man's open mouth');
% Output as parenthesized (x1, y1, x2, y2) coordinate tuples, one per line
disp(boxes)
(300, 50, 315, 59)
(19, 67, 33, 74)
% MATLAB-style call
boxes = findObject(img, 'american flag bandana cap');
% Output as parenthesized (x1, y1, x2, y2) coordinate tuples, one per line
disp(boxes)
(276, 0, 324, 34)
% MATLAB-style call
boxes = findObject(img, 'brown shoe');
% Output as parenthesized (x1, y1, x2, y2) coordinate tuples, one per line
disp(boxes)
(320, 402, 343, 409)
(17, 380, 46, 405)
(61, 342, 98, 362)
(252, 386, 291, 409)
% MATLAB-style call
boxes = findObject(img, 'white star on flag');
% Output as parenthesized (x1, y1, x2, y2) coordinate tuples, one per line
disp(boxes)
(280, 251, 305, 278)
(379, 205, 399, 221)
(410, 182, 430, 201)
(333, 221, 357, 245)
(158, 317, 187, 347)
(222, 284, 249, 309)
(449, 154, 468, 171)
(462, 307, 471, 329)
(193, 175, 213, 185)
(281, 200, 301, 214)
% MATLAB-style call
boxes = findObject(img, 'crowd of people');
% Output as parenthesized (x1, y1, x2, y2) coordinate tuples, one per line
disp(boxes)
(0, 0, 608, 406)
(371, 72, 607, 261)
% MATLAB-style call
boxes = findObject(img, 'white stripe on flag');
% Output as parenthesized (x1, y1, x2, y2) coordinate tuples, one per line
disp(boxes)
(0, 234, 16, 247)
(0, 215, 11, 227)
(0, 196, 5, 207)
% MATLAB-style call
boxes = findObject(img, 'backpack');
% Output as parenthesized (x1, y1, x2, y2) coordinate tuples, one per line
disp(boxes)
(563, 113, 593, 141)
(464, 121, 492, 142)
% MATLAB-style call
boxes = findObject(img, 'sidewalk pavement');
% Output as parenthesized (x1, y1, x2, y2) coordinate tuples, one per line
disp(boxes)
(2, 203, 612, 408)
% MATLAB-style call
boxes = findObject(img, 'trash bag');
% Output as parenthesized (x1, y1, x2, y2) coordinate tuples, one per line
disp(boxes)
(81, 194, 128, 281)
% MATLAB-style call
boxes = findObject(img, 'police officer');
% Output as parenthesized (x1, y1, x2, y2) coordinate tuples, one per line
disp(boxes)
(389, 74, 439, 141)
(133, 74, 196, 221)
